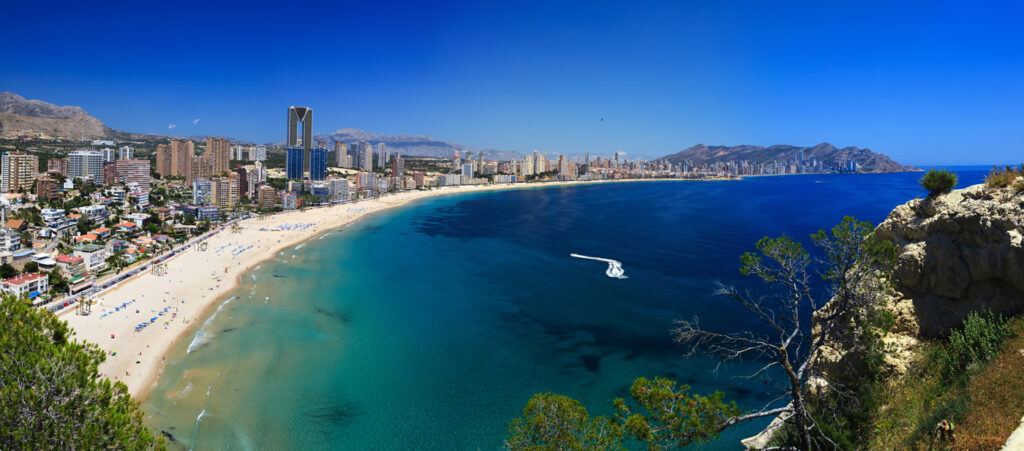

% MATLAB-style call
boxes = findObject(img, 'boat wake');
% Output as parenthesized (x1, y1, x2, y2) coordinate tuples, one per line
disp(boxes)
(570, 254, 628, 279)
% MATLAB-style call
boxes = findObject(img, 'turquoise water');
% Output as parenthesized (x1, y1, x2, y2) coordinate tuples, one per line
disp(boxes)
(142, 170, 987, 449)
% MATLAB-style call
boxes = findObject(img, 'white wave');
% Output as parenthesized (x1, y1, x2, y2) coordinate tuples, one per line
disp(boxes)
(570, 253, 628, 279)
(186, 296, 236, 354)
(291, 254, 296, 259)
(176, 382, 194, 400)
(250, 274, 257, 281)
(295, 243, 305, 250)
(196, 407, 208, 424)
(254, 265, 261, 270)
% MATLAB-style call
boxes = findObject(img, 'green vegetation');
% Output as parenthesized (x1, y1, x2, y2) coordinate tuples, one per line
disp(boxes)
(919, 169, 958, 195)
(507, 216, 897, 450)
(984, 164, 1023, 188)
(936, 310, 1010, 380)
(507, 393, 623, 450)
(0, 296, 163, 449)
(507, 377, 742, 450)
(870, 313, 1021, 450)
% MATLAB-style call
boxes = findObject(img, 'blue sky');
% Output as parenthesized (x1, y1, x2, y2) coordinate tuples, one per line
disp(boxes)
(2, 1, 1021, 164)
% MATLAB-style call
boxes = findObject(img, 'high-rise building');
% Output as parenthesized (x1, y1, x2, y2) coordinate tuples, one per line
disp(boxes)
(189, 154, 215, 184)
(286, 147, 304, 179)
(207, 137, 231, 174)
(47, 158, 69, 176)
(461, 163, 474, 179)
(377, 143, 388, 168)
(192, 180, 212, 205)
(249, 145, 267, 161)
(170, 140, 195, 179)
(118, 146, 134, 160)
(68, 150, 104, 183)
(233, 166, 248, 198)
(309, 146, 328, 180)
(334, 141, 349, 167)
(391, 155, 405, 179)
(114, 159, 151, 191)
(257, 185, 277, 209)
(1, 152, 38, 192)
(35, 177, 60, 201)
(154, 144, 171, 177)
(557, 154, 570, 176)
(100, 148, 115, 163)
(210, 173, 240, 208)
(359, 141, 373, 171)
(286, 106, 313, 175)
(102, 162, 117, 186)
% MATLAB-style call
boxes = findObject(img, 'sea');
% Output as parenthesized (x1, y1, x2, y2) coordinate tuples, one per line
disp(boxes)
(141, 168, 988, 450)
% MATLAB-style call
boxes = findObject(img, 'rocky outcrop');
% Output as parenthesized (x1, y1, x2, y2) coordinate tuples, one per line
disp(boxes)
(876, 181, 1024, 338)
(0, 92, 107, 139)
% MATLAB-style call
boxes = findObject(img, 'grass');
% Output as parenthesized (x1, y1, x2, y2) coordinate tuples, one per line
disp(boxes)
(869, 315, 1024, 450)
(985, 164, 1024, 188)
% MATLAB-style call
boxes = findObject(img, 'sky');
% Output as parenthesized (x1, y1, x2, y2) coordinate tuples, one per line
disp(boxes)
(1, 0, 1021, 164)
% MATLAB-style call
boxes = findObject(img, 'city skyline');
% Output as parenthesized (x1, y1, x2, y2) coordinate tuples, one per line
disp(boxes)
(1, 2, 1022, 165)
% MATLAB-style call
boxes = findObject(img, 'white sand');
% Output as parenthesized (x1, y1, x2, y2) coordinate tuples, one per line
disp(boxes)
(60, 179, 683, 400)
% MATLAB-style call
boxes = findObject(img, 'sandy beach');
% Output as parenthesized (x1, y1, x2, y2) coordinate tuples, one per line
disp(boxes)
(61, 179, 687, 401)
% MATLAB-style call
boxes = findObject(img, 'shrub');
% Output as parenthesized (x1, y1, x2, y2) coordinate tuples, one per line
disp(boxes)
(936, 310, 1011, 380)
(984, 164, 1023, 188)
(919, 169, 958, 195)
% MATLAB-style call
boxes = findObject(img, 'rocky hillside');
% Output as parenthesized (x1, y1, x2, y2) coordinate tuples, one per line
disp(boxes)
(314, 128, 520, 160)
(0, 92, 108, 139)
(659, 142, 918, 173)
(876, 180, 1024, 341)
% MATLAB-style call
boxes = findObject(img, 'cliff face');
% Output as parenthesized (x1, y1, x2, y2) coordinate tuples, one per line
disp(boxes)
(876, 181, 1024, 339)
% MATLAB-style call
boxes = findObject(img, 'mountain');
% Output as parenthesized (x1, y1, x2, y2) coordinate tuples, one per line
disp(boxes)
(658, 143, 918, 173)
(0, 92, 109, 139)
(314, 128, 520, 160)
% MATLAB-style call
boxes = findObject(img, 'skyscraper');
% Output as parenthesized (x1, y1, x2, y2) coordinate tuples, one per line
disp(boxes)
(100, 148, 115, 163)
(335, 141, 348, 167)
(287, 106, 313, 174)
(114, 159, 151, 191)
(1, 152, 38, 192)
(170, 140, 194, 180)
(309, 146, 328, 180)
(68, 150, 104, 183)
(286, 147, 304, 179)
(376, 143, 386, 168)
(359, 141, 373, 171)
(207, 137, 231, 174)
(118, 146, 134, 160)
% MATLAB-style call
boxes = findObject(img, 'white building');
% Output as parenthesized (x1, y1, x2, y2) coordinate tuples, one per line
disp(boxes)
(100, 148, 116, 163)
(118, 146, 134, 160)
(249, 145, 267, 161)
(68, 150, 104, 183)
(73, 245, 107, 272)
(1, 273, 48, 299)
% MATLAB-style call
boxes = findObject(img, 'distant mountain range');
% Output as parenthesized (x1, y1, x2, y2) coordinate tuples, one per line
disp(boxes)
(0, 92, 521, 158)
(0, 92, 109, 139)
(658, 143, 918, 173)
(312, 128, 520, 160)
(0, 92, 917, 171)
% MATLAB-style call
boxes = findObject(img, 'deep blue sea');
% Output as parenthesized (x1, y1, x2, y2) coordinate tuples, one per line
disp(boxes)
(142, 169, 987, 450)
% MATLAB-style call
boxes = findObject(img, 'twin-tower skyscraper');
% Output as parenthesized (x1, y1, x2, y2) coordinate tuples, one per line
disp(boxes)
(286, 106, 326, 180)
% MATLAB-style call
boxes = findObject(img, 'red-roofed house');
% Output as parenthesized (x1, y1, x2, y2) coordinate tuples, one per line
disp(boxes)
(115, 221, 137, 233)
(75, 233, 99, 243)
(90, 227, 111, 239)
(1, 272, 48, 298)
(55, 254, 87, 278)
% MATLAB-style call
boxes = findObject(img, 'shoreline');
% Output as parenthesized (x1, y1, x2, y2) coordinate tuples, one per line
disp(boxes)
(62, 177, 697, 402)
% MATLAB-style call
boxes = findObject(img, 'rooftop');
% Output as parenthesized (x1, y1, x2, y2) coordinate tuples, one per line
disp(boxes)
(3, 272, 46, 285)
